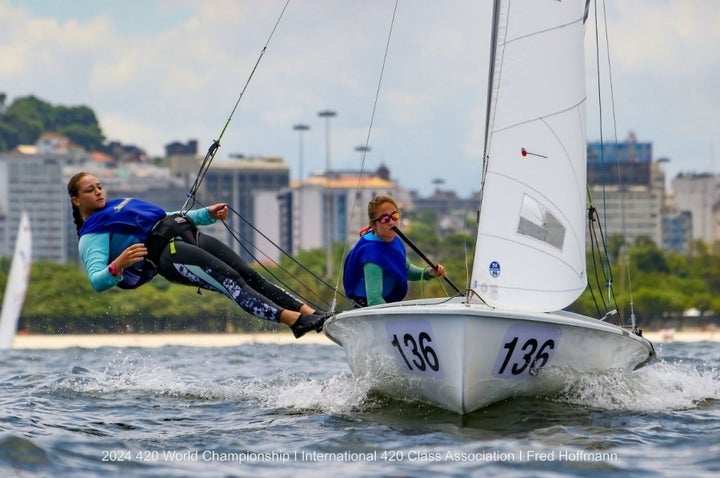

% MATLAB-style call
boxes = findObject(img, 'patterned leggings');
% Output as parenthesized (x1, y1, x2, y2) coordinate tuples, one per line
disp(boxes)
(156, 233, 305, 322)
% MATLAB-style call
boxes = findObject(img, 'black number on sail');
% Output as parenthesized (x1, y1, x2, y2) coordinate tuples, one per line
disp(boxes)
(391, 332, 440, 373)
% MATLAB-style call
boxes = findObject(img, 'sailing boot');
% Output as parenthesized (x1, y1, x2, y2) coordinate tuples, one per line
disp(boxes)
(290, 313, 327, 339)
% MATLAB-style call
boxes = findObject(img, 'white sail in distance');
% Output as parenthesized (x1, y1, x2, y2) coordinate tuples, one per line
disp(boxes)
(0, 212, 32, 349)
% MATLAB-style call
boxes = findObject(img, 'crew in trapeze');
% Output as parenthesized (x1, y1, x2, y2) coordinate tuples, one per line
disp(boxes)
(67, 171, 328, 338)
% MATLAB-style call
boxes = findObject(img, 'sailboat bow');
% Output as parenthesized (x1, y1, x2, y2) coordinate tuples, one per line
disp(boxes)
(325, 296, 654, 414)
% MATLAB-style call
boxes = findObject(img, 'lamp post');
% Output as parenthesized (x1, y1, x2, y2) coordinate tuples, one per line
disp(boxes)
(293, 124, 310, 182)
(354, 145, 371, 242)
(355, 146, 371, 183)
(318, 109, 337, 278)
(293, 124, 310, 254)
(355, 145, 371, 158)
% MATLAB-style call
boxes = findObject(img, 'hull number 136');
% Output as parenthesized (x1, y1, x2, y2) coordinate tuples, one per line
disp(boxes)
(386, 319, 444, 379)
(492, 324, 561, 377)
(391, 332, 439, 373)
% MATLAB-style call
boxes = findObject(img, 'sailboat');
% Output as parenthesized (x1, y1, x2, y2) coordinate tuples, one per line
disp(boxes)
(323, 0, 655, 414)
(0, 211, 32, 350)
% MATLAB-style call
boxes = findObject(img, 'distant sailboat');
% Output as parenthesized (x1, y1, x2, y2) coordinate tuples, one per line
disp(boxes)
(0, 212, 32, 349)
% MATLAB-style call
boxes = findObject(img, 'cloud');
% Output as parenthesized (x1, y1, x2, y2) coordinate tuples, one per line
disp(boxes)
(2, 0, 719, 194)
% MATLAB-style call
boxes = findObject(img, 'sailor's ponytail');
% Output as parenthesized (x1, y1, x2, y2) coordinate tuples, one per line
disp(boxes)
(67, 171, 90, 236)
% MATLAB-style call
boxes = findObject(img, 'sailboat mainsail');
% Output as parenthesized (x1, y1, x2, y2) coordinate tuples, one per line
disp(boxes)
(0, 211, 32, 349)
(472, 0, 590, 312)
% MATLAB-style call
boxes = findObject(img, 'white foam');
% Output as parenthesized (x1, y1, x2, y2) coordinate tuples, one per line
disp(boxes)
(558, 359, 720, 411)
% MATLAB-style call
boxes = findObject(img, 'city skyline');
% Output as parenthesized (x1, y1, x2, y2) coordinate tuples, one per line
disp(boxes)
(2, 0, 719, 196)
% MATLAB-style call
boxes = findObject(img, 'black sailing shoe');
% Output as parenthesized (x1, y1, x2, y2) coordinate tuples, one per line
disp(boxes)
(290, 313, 328, 339)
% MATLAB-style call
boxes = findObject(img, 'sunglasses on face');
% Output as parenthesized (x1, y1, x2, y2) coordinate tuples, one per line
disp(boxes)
(373, 211, 401, 224)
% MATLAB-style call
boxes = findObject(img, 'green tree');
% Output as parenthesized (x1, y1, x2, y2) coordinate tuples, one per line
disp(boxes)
(0, 94, 105, 152)
(60, 123, 105, 151)
(632, 287, 685, 322)
(630, 236, 669, 273)
(56, 105, 105, 150)
(9, 213, 720, 335)
(6, 96, 55, 129)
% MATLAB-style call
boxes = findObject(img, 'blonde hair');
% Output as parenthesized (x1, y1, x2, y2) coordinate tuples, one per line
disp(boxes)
(367, 195, 398, 220)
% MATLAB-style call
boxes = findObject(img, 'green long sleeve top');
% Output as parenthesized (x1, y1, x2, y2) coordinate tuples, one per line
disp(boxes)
(363, 261, 432, 306)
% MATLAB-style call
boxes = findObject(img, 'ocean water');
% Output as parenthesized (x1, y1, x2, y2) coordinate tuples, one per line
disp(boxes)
(1, 338, 719, 477)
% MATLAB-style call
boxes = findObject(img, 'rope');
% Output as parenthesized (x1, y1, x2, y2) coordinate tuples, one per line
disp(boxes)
(180, 0, 291, 214)
(586, 203, 621, 323)
(191, 198, 354, 312)
(172, 0, 353, 311)
(334, 0, 400, 304)
(584, 0, 634, 328)
(598, 0, 637, 329)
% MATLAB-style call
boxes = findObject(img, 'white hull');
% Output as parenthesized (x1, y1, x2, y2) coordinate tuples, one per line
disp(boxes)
(324, 297, 655, 414)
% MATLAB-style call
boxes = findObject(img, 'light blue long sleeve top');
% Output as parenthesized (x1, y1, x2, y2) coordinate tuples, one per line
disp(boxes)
(78, 207, 215, 292)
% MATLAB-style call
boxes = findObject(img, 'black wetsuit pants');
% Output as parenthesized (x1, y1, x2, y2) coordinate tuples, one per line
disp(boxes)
(155, 233, 305, 322)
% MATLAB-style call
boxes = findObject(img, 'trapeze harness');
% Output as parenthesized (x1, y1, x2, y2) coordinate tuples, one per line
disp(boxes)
(79, 198, 305, 323)
(79, 198, 198, 290)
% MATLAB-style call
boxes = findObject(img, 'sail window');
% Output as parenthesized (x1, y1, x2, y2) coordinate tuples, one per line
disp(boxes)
(517, 194, 565, 249)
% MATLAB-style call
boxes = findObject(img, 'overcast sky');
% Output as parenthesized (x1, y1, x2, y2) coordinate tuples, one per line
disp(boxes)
(2, 0, 718, 196)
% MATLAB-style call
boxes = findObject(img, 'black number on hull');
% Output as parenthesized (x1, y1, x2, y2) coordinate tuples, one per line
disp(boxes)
(391, 332, 440, 372)
(498, 337, 555, 375)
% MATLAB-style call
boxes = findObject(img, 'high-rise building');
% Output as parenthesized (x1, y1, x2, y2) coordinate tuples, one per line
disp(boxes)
(280, 170, 402, 256)
(0, 153, 69, 261)
(201, 156, 290, 263)
(663, 208, 692, 253)
(1, 144, 193, 264)
(671, 173, 720, 245)
(586, 133, 665, 248)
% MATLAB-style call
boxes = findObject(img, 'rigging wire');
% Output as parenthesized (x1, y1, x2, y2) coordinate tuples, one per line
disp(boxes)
(334, 0, 400, 303)
(170, 0, 351, 310)
(223, 205, 351, 310)
(590, 0, 613, 312)
(585, 0, 636, 329)
(586, 203, 606, 315)
(180, 0, 291, 214)
(191, 198, 351, 312)
(599, 0, 637, 330)
(587, 201, 620, 321)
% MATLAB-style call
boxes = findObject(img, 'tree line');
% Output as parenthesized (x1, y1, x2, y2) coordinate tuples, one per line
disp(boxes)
(0, 91, 716, 332)
(2, 212, 719, 335)
(0, 93, 105, 152)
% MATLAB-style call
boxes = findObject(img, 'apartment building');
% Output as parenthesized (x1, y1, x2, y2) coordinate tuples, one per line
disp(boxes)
(586, 133, 665, 248)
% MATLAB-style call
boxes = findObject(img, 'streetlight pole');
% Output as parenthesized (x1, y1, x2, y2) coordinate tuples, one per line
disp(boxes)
(318, 109, 337, 279)
(293, 124, 310, 181)
(354, 145, 371, 157)
(355, 144, 371, 195)
(293, 123, 310, 254)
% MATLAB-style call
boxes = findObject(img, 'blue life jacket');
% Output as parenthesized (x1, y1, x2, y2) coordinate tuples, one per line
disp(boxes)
(79, 198, 167, 289)
(343, 233, 408, 305)
(79, 198, 167, 241)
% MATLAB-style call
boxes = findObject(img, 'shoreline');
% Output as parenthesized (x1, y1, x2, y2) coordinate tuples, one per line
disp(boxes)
(642, 329, 719, 343)
(4, 328, 718, 349)
(11, 332, 334, 349)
